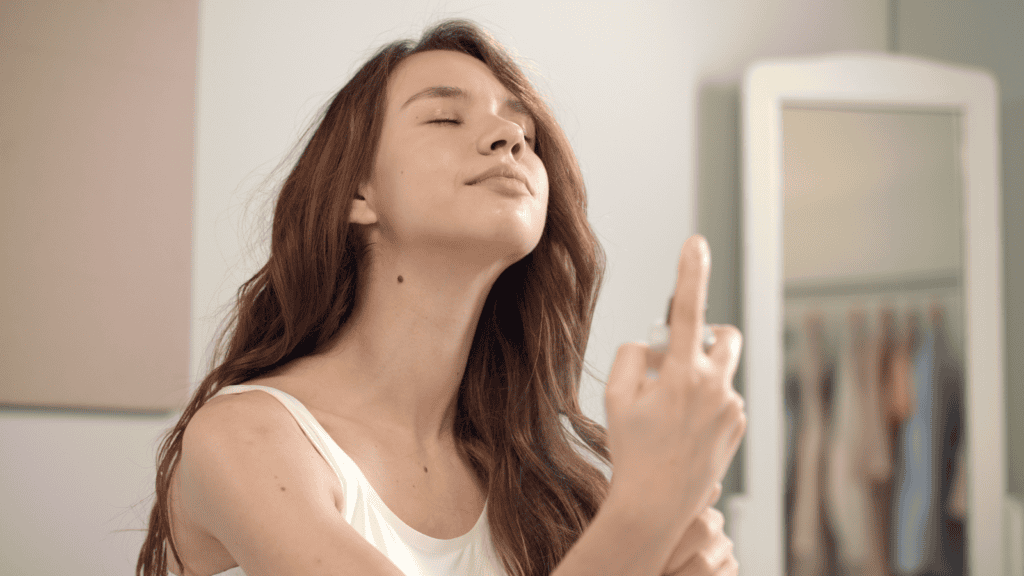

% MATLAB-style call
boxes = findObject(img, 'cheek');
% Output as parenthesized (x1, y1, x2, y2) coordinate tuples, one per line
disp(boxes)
(377, 148, 463, 226)
(533, 162, 551, 209)
(400, 146, 459, 194)
(383, 144, 442, 188)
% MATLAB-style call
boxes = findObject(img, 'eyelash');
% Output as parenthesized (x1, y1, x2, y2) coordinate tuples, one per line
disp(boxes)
(430, 118, 535, 145)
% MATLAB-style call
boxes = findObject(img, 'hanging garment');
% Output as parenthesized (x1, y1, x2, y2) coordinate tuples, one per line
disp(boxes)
(872, 305, 905, 573)
(790, 312, 838, 576)
(889, 313, 917, 424)
(882, 307, 922, 573)
(785, 323, 802, 504)
(825, 310, 873, 572)
(947, 446, 966, 520)
(784, 324, 802, 572)
(873, 307, 902, 576)
(850, 309, 892, 576)
(928, 302, 966, 576)
(856, 310, 893, 483)
(893, 311, 942, 576)
(784, 370, 799, 571)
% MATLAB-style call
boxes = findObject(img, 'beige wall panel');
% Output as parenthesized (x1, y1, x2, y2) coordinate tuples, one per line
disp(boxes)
(0, 1, 197, 412)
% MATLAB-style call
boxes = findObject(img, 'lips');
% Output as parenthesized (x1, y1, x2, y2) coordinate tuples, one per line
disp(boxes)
(468, 164, 531, 195)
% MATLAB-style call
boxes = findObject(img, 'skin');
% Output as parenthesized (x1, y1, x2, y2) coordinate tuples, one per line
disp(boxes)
(278, 49, 548, 463)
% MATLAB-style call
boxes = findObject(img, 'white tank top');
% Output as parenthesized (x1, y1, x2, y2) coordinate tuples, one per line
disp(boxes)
(171, 383, 506, 576)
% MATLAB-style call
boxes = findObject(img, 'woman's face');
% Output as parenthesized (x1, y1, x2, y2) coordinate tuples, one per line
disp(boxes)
(359, 49, 549, 265)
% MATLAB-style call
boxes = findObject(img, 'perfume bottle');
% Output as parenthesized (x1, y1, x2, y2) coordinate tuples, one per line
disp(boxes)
(647, 297, 717, 379)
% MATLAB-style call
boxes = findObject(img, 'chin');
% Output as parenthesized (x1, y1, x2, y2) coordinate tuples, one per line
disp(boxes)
(438, 227, 543, 269)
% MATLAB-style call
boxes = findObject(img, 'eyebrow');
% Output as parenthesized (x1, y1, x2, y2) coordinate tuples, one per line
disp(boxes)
(400, 85, 532, 118)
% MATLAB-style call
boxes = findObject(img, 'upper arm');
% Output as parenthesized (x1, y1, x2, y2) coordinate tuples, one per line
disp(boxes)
(179, 390, 407, 576)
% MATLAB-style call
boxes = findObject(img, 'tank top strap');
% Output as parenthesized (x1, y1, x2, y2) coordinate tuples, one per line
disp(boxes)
(210, 384, 359, 488)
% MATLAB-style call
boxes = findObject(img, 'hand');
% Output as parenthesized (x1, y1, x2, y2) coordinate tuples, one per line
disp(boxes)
(604, 234, 746, 548)
(661, 483, 740, 576)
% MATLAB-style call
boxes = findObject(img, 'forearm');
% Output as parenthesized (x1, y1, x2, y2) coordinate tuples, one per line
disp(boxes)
(551, 489, 677, 576)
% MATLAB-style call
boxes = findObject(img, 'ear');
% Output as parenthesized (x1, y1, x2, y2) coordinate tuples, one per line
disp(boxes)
(349, 182, 379, 225)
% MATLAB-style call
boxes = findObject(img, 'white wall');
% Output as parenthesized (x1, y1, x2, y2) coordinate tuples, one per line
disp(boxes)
(0, 2, 887, 574)
(0, 412, 180, 575)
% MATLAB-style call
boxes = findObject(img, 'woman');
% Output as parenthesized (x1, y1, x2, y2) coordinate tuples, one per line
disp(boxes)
(137, 18, 745, 576)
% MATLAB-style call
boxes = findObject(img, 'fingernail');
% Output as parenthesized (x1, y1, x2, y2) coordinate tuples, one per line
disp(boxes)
(694, 235, 710, 265)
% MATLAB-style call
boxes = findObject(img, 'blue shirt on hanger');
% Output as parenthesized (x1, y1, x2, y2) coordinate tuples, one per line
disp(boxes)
(894, 318, 940, 575)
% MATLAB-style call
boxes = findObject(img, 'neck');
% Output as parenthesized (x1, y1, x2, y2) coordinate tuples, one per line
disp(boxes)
(314, 242, 514, 454)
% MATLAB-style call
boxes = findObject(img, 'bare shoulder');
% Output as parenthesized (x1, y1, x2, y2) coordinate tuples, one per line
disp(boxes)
(181, 384, 342, 519)
(190, 385, 293, 436)
(175, 384, 405, 575)
(175, 385, 389, 576)
(185, 387, 287, 458)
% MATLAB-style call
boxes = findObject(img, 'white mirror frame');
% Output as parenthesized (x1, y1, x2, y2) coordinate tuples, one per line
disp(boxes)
(737, 51, 1004, 576)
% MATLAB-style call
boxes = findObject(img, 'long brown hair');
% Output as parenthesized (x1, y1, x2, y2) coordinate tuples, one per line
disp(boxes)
(137, 18, 611, 576)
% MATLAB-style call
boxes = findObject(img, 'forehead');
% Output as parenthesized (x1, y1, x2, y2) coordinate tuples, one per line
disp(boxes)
(388, 50, 519, 109)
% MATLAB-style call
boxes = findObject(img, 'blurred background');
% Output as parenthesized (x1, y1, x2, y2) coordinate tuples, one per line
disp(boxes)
(0, 1, 1020, 574)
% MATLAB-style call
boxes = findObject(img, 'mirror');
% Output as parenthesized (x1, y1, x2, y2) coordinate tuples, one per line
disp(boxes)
(782, 104, 965, 576)
(735, 52, 1004, 576)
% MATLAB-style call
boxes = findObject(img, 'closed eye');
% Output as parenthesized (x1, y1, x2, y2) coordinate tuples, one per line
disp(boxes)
(430, 118, 535, 147)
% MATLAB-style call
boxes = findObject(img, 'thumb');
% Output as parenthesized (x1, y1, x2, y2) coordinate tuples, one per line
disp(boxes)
(605, 342, 649, 412)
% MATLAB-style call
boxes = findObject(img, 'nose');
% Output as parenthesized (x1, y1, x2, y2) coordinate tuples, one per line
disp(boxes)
(479, 117, 528, 158)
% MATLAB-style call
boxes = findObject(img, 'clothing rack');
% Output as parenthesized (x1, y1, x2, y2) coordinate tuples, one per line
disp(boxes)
(781, 267, 969, 576)
(783, 267, 965, 364)
(783, 267, 961, 300)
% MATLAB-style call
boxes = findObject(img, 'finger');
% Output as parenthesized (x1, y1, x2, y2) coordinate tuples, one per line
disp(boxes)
(664, 506, 724, 574)
(605, 342, 649, 408)
(698, 482, 724, 511)
(718, 391, 747, 441)
(705, 504, 725, 535)
(721, 403, 748, 464)
(706, 482, 723, 508)
(716, 554, 739, 576)
(678, 533, 733, 576)
(706, 324, 743, 380)
(706, 395, 746, 480)
(646, 347, 666, 374)
(711, 538, 735, 570)
(666, 235, 711, 362)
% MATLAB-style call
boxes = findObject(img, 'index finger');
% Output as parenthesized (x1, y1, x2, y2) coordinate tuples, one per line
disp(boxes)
(666, 234, 711, 361)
